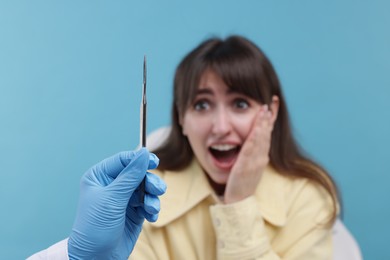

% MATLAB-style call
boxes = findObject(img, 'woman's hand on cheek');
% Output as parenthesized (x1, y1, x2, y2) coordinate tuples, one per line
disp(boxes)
(224, 105, 273, 204)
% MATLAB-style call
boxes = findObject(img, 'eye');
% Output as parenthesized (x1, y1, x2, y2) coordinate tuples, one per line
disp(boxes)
(193, 99, 210, 111)
(233, 98, 250, 109)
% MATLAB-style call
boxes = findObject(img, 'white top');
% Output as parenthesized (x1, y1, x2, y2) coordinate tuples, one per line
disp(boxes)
(27, 239, 68, 260)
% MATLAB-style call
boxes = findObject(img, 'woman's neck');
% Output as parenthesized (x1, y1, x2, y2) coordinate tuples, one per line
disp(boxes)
(205, 173, 226, 196)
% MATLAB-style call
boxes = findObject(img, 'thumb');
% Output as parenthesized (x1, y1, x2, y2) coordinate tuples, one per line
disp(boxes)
(109, 148, 150, 195)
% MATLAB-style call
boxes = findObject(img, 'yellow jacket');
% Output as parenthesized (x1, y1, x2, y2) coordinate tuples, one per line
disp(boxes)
(130, 159, 333, 260)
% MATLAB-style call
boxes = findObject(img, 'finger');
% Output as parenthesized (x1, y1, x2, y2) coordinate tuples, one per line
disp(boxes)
(128, 204, 159, 223)
(250, 111, 272, 156)
(239, 110, 263, 157)
(90, 150, 137, 180)
(143, 193, 161, 215)
(128, 189, 142, 207)
(253, 106, 273, 140)
(148, 153, 160, 170)
(145, 172, 167, 196)
(94, 149, 158, 180)
(126, 206, 144, 226)
(145, 212, 159, 223)
(239, 106, 271, 158)
(135, 206, 159, 223)
(109, 148, 149, 194)
(116, 149, 159, 177)
(129, 172, 167, 208)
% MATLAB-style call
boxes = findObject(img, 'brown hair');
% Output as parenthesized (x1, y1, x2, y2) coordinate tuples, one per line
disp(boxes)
(153, 35, 340, 224)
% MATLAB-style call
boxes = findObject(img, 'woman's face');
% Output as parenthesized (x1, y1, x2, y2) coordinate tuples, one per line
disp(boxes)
(181, 69, 266, 185)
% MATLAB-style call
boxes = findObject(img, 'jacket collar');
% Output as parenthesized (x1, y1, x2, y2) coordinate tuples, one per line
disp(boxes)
(152, 159, 287, 228)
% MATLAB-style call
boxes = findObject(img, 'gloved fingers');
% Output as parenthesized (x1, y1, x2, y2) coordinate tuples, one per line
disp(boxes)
(118, 149, 158, 171)
(94, 150, 139, 180)
(145, 212, 159, 223)
(128, 189, 142, 207)
(94, 148, 156, 179)
(127, 172, 166, 205)
(81, 151, 137, 187)
(108, 149, 150, 196)
(126, 202, 158, 224)
(126, 206, 144, 226)
(143, 193, 161, 215)
(147, 153, 159, 170)
(125, 172, 164, 215)
(84, 148, 159, 189)
(109, 149, 158, 185)
(145, 172, 167, 196)
(134, 205, 159, 223)
(128, 191, 161, 217)
(112, 148, 150, 178)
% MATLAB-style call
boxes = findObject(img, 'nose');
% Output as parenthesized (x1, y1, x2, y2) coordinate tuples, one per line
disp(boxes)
(212, 107, 232, 136)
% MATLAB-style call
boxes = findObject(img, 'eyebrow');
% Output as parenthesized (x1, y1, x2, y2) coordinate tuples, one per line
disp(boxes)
(196, 87, 239, 95)
(195, 88, 213, 95)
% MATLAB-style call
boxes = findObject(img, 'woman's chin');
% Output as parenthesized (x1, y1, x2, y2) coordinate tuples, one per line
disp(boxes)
(204, 172, 228, 195)
(207, 169, 230, 185)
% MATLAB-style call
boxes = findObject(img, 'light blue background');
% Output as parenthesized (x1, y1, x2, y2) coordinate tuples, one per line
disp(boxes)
(1, 1, 389, 259)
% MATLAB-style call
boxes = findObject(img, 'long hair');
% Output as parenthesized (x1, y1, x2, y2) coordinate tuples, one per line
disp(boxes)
(153, 35, 340, 224)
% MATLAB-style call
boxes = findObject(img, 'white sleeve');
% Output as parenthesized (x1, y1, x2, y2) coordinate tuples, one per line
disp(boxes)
(26, 238, 69, 260)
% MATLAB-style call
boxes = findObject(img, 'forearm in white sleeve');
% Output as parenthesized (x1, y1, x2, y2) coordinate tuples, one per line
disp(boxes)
(26, 238, 69, 260)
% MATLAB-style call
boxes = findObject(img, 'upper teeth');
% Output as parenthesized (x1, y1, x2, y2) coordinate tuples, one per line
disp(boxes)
(211, 144, 236, 151)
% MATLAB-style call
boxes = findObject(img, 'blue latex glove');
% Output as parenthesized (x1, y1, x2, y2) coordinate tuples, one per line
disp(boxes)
(68, 148, 166, 260)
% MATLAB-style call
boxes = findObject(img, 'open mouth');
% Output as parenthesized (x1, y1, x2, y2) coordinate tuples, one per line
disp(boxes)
(209, 144, 240, 167)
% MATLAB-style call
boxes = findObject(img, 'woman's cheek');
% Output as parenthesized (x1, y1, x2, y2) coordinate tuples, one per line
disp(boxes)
(183, 114, 211, 137)
(233, 113, 257, 136)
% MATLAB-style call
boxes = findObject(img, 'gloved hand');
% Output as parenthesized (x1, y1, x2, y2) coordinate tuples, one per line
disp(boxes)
(68, 148, 166, 260)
